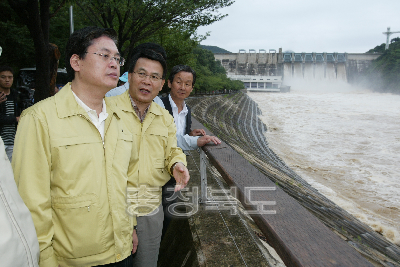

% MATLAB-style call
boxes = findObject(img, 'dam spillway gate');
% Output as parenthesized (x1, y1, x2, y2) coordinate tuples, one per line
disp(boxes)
(214, 50, 381, 88)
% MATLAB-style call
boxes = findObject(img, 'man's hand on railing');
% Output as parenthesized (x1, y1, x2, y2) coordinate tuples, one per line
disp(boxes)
(197, 135, 221, 147)
(189, 128, 206, 136)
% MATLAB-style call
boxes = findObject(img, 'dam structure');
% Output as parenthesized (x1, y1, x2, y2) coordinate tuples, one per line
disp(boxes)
(214, 49, 381, 89)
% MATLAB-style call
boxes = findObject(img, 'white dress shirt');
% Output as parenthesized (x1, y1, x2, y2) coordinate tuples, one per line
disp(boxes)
(167, 94, 199, 151)
(105, 82, 129, 97)
(72, 91, 108, 141)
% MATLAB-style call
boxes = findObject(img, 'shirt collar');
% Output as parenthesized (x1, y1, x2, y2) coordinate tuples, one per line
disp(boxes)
(168, 94, 188, 115)
(72, 90, 107, 116)
(129, 94, 151, 122)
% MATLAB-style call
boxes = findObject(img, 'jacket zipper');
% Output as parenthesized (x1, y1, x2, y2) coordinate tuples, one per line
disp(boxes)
(78, 113, 105, 149)
(0, 183, 36, 267)
(78, 113, 106, 213)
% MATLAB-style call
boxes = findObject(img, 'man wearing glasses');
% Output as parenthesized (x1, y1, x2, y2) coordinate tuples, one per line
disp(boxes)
(13, 26, 137, 267)
(105, 43, 165, 108)
(108, 44, 189, 267)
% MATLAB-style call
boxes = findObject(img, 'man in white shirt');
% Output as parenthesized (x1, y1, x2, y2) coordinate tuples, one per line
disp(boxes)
(160, 65, 220, 238)
(160, 65, 220, 150)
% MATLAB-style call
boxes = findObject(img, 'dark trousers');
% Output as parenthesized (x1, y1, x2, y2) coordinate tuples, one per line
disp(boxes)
(161, 177, 176, 239)
(95, 254, 133, 267)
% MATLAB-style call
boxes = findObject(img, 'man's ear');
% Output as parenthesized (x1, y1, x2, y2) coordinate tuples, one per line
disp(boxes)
(70, 54, 81, 72)
(160, 79, 165, 92)
(167, 80, 172, 89)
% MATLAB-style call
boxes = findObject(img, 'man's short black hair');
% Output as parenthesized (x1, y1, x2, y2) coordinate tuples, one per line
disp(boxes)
(0, 66, 13, 74)
(168, 65, 196, 86)
(65, 26, 118, 81)
(130, 42, 167, 62)
(128, 43, 167, 79)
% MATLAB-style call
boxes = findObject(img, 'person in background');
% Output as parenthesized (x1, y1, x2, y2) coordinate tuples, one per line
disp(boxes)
(106, 71, 129, 97)
(106, 43, 164, 106)
(159, 64, 221, 238)
(0, 65, 21, 161)
(108, 44, 189, 267)
(161, 65, 220, 150)
(0, 136, 39, 267)
(27, 82, 35, 106)
(117, 71, 128, 87)
(12, 26, 137, 267)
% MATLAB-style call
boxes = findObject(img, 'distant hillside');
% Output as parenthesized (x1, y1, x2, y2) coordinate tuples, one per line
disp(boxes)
(364, 37, 400, 93)
(199, 45, 231, 54)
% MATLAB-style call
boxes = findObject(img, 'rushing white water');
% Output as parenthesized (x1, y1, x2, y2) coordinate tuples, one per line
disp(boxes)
(248, 81, 400, 245)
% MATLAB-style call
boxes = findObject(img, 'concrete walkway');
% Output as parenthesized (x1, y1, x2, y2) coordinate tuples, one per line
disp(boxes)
(158, 149, 284, 267)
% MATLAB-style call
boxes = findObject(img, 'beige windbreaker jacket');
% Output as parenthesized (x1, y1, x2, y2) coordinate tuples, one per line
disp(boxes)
(12, 83, 136, 267)
(108, 90, 187, 216)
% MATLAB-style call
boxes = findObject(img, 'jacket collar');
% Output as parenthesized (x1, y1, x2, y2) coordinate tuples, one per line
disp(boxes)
(55, 82, 118, 119)
(118, 90, 163, 117)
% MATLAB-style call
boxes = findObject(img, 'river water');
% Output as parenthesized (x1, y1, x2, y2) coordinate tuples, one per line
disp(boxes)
(248, 81, 400, 245)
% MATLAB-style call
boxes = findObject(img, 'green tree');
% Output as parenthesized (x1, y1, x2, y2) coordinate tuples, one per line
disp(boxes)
(6, 0, 67, 101)
(366, 43, 385, 54)
(74, 0, 233, 62)
(191, 47, 243, 92)
(2, 0, 237, 101)
(364, 37, 400, 93)
(0, 1, 35, 69)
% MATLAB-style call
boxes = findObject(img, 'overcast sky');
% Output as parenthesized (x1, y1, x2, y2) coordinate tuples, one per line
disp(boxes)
(197, 0, 400, 53)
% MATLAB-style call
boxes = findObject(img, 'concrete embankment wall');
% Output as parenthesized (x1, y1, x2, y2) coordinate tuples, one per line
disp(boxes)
(158, 93, 400, 267)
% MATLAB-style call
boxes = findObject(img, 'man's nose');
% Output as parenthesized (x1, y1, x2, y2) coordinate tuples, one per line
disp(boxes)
(142, 75, 152, 84)
(109, 58, 119, 69)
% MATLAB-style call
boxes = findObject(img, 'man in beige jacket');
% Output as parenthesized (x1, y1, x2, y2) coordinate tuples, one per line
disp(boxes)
(13, 26, 137, 267)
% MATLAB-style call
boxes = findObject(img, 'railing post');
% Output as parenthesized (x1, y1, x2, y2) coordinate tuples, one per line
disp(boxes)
(199, 149, 207, 203)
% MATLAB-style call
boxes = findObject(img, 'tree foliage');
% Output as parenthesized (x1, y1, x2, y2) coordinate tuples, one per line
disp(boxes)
(74, 0, 233, 62)
(364, 37, 400, 93)
(0, 2, 77, 71)
(0, 1, 35, 69)
(191, 47, 243, 92)
(366, 43, 385, 54)
(199, 45, 231, 54)
(72, 0, 238, 93)
(6, 0, 67, 101)
(2, 0, 239, 101)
